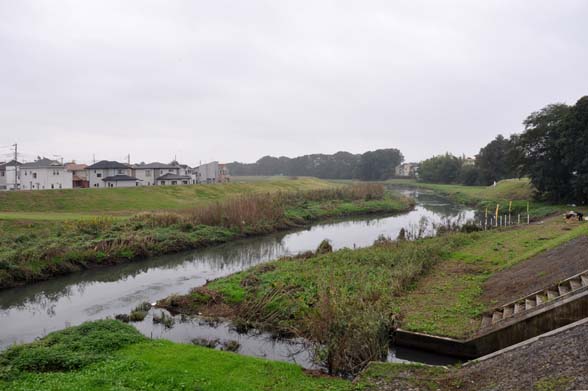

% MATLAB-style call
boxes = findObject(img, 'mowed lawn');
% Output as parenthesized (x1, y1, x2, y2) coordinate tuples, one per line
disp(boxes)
(0, 177, 335, 220)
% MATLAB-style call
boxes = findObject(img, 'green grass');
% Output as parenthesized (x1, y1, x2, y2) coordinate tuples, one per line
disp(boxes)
(0, 320, 352, 391)
(0, 177, 335, 218)
(396, 218, 588, 337)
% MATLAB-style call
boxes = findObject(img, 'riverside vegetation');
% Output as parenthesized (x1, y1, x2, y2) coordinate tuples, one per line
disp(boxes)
(160, 202, 587, 376)
(0, 181, 412, 288)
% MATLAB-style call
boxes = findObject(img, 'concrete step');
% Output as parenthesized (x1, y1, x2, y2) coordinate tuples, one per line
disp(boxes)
(558, 283, 571, 296)
(547, 290, 559, 300)
(514, 302, 525, 314)
(535, 294, 547, 305)
(503, 305, 514, 318)
(582, 274, 588, 287)
(480, 315, 493, 329)
(492, 311, 503, 324)
(570, 278, 583, 291)
(525, 298, 536, 310)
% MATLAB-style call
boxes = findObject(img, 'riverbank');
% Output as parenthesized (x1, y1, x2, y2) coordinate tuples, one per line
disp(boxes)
(0, 320, 353, 391)
(385, 178, 565, 218)
(0, 183, 413, 289)
(159, 213, 588, 375)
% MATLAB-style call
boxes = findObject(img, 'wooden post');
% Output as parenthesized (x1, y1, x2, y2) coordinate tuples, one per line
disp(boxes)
(508, 201, 512, 225)
(495, 204, 500, 227)
(527, 201, 530, 224)
(484, 207, 488, 230)
(518, 214, 521, 225)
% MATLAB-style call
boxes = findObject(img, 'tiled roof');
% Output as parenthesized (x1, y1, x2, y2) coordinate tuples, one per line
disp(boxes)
(21, 158, 63, 168)
(87, 160, 130, 170)
(134, 162, 176, 169)
(156, 173, 192, 181)
(102, 175, 141, 182)
(65, 163, 88, 171)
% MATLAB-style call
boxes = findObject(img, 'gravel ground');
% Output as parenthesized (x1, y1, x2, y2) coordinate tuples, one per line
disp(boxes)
(359, 319, 588, 390)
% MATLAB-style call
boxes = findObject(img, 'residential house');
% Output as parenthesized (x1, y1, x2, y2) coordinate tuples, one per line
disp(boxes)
(86, 160, 139, 188)
(65, 162, 89, 188)
(19, 158, 73, 190)
(195, 161, 230, 184)
(156, 172, 193, 186)
(0, 160, 22, 191)
(395, 162, 419, 178)
(133, 162, 180, 186)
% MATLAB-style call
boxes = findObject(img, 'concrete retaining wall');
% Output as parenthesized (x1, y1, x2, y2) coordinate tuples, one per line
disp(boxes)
(395, 288, 588, 358)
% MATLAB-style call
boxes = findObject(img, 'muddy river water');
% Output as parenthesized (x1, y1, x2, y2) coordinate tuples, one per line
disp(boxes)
(0, 187, 475, 367)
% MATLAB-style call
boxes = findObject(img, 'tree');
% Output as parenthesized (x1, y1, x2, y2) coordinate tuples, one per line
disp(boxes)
(515, 103, 572, 202)
(476, 135, 516, 185)
(354, 148, 404, 181)
(418, 153, 462, 183)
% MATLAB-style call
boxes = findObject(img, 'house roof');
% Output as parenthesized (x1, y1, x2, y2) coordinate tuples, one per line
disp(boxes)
(0, 160, 22, 169)
(156, 173, 192, 181)
(21, 158, 63, 169)
(87, 160, 130, 170)
(65, 163, 88, 171)
(134, 162, 176, 169)
(102, 175, 141, 182)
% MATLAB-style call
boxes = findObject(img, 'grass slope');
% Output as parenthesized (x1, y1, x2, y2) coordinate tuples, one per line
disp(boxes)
(0, 320, 352, 391)
(0, 177, 334, 219)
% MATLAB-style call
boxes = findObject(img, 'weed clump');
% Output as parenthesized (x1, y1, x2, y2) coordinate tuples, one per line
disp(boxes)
(316, 240, 333, 255)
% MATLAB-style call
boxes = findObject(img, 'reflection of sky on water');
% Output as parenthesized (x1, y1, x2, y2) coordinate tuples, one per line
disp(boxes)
(0, 187, 474, 365)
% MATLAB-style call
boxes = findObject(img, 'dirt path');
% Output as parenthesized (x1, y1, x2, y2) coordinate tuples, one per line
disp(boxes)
(481, 234, 588, 306)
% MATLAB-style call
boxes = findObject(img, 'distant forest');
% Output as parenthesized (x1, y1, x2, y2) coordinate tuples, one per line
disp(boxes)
(226, 148, 404, 181)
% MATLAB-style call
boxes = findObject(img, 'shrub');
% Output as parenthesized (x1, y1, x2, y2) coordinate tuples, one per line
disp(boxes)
(0, 320, 144, 376)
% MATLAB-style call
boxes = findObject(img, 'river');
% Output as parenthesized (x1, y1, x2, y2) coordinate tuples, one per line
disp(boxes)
(0, 187, 475, 367)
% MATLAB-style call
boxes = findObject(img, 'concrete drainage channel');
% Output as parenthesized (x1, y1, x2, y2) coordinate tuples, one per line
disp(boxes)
(395, 269, 588, 359)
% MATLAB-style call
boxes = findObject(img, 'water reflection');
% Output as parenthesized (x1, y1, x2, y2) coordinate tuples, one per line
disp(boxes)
(0, 188, 475, 366)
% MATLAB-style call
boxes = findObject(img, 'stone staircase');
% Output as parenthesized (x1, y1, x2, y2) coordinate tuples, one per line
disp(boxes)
(480, 270, 588, 331)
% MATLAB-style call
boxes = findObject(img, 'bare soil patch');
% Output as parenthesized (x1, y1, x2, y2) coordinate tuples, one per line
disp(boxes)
(481, 233, 588, 306)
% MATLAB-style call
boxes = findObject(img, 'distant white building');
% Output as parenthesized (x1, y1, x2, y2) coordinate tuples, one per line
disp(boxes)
(395, 162, 419, 178)
(0, 160, 21, 191)
(86, 160, 139, 188)
(19, 158, 73, 190)
(195, 161, 230, 183)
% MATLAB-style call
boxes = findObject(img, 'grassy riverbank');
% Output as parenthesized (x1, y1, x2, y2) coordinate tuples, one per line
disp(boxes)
(0, 184, 413, 289)
(160, 214, 588, 374)
(386, 178, 565, 218)
(0, 320, 353, 391)
(0, 177, 334, 220)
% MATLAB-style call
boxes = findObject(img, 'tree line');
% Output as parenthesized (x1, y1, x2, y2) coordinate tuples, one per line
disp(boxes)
(226, 148, 404, 181)
(418, 95, 588, 203)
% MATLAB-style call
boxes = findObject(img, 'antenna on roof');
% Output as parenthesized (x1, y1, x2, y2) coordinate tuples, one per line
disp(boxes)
(93, 154, 96, 164)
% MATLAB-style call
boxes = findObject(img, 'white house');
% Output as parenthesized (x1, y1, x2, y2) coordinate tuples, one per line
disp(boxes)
(0, 160, 22, 191)
(156, 172, 193, 186)
(195, 161, 230, 183)
(395, 162, 419, 178)
(19, 158, 73, 190)
(133, 162, 179, 186)
(86, 160, 139, 188)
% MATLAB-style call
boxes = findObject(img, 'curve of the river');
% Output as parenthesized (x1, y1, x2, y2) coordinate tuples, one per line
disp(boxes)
(0, 187, 476, 367)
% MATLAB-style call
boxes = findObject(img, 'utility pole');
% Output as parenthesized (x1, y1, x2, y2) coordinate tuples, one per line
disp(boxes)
(93, 154, 96, 164)
(11, 143, 18, 190)
(127, 154, 131, 165)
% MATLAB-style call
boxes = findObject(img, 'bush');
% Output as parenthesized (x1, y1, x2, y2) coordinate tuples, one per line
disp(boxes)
(0, 320, 144, 375)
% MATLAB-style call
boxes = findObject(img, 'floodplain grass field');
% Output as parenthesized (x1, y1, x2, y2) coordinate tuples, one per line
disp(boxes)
(0, 177, 335, 219)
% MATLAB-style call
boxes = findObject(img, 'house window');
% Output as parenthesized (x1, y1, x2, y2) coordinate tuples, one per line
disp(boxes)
(33, 173, 37, 179)
(97, 173, 102, 178)
(182, 181, 188, 185)
(51, 184, 54, 189)
(146, 170, 151, 177)
(171, 181, 177, 185)
(118, 169, 124, 174)
(160, 181, 165, 185)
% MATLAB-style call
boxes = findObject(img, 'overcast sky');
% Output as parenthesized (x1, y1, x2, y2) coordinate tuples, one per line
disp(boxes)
(1, 1, 587, 166)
